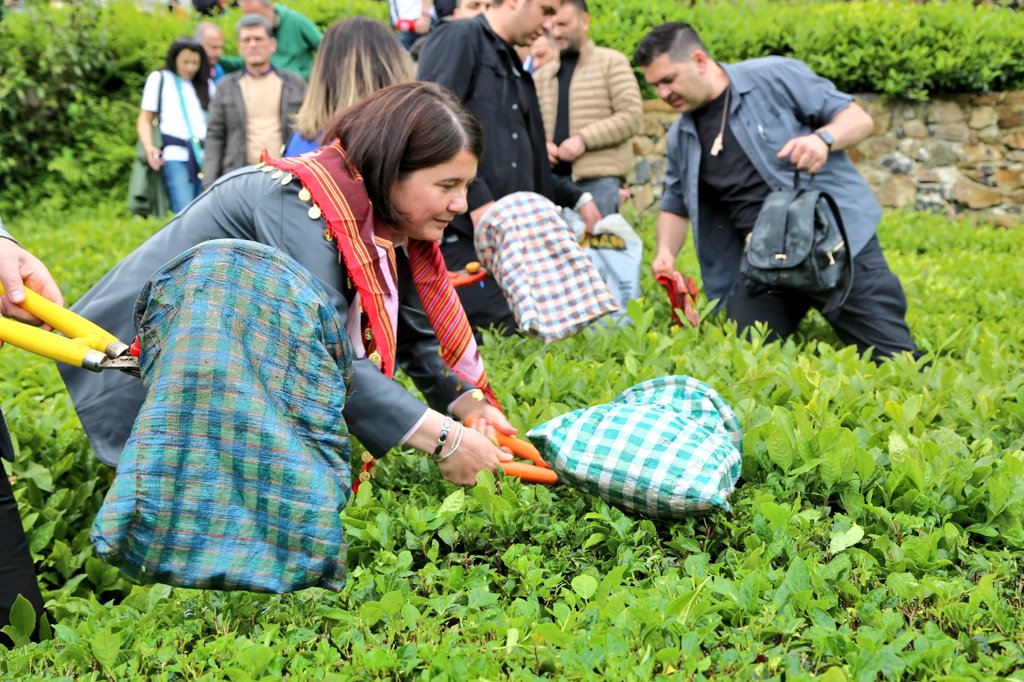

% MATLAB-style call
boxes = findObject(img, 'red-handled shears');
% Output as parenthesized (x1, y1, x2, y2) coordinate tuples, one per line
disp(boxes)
(448, 261, 489, 288)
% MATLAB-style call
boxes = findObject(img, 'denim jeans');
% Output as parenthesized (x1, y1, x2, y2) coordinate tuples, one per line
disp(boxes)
(396, 18, 436, 52)
(162, 160, 204, 214)
(576, 176, 623, 217)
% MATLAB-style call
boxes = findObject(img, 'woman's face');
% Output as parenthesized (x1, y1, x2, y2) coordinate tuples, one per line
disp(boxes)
(175, 49, 202, 81)
(390, 148, 477, 241)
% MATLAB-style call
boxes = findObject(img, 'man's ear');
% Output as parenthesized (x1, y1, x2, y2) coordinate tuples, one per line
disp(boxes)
(269, 37, 278, 54)
(581, 12, 590, 34)
(691, 49, 709, 71)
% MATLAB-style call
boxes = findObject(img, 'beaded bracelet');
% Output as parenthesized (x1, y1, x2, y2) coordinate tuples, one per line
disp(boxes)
(435, 422, 465, 464)
(432, 415, 453, 460)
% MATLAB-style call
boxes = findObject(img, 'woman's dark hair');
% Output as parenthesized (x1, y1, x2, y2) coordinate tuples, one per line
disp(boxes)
(321, 82, 485, 226)
(164, 37, 211, 110)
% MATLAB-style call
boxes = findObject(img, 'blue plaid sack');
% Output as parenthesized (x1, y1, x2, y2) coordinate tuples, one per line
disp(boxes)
(91, 240, 353, 592)
(526, 376, 742, 518)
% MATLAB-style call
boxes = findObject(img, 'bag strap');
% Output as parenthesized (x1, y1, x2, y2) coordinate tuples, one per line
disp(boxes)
(172, 75, 204, 169)
(756, 190, 796, 261)
(792, 169, 815, 191)
(818, 191, 853, 315)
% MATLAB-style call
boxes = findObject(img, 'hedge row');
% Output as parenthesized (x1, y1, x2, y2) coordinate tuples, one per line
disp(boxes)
(0, 0, 1021, 213)
(0, 0, 386, 215)
(588, 0, 1024, 100)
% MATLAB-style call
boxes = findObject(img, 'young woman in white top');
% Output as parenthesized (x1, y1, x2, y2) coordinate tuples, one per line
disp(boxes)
(137, 38, 216, 213)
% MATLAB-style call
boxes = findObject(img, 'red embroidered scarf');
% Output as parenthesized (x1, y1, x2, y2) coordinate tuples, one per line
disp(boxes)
(262, 142, 498, 406)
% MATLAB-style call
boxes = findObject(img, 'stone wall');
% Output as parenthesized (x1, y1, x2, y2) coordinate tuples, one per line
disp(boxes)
(625, 92, 1024, 227)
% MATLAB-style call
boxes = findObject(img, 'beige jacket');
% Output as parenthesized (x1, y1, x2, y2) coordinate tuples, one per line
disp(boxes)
(534, 40, 643, 181)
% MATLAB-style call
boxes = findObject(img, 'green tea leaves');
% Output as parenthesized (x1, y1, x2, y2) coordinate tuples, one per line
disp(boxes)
(829, 524, 865, 555)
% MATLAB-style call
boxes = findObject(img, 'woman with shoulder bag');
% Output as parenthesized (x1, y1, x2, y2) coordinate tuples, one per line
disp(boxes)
(137, 37, 215, 213)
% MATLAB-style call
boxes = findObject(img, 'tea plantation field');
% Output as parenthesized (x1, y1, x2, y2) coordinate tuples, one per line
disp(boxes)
(1, 204, 1023, 680)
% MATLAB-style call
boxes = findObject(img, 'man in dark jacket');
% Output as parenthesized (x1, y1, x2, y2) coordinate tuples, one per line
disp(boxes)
(417, 0, 602, 334)
(204, 14, 306, 186)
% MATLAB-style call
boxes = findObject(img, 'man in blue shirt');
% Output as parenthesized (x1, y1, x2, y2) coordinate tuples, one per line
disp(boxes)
(634, 23, 918, 361)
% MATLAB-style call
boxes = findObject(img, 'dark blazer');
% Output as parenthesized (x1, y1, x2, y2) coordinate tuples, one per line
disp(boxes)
(204, 69, 307, 185)
(0, 409, 13, 462)
(417, 14, 583, 235)
(60, 168, 471, 466)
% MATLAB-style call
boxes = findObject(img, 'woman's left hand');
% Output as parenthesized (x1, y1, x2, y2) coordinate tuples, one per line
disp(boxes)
(451, 393, 517, 437)
(0, 237, 63, 329)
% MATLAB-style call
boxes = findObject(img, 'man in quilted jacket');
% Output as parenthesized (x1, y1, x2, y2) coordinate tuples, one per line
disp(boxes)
(534, 0, 643, 216)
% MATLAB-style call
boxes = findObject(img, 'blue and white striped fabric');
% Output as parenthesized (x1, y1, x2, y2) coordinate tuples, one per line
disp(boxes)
(527, 376, 742, 518)
(474, 192, 619, 342)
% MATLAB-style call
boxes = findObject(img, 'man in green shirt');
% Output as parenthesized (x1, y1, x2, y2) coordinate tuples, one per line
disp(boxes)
(221, 0, 322, 80)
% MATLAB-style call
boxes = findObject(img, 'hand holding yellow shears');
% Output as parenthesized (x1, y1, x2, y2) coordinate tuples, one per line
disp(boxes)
(0, 283, 140, 377)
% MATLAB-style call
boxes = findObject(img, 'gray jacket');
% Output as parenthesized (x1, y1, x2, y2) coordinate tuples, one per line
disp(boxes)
(660, 57, 881, 306)
(59, 168, 472, 467)
(203, 69, 306, 185)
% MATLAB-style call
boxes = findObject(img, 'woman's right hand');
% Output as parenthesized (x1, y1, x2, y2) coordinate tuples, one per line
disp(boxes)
(145, 145, 163, 171)
(435, 424, 511, 486)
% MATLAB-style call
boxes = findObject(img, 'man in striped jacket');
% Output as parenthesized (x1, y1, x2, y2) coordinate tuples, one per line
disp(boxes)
(534, 0, 643, 215)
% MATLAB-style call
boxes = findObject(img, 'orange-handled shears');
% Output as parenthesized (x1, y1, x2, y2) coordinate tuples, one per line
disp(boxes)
(0, 283, 140, 377)
(466, 416, 558, 485)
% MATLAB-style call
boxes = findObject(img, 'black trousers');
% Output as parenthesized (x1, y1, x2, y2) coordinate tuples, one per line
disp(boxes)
(0, 413, 44, 648)
(440, 217, 517, 339)
(726, 236, 919, 362)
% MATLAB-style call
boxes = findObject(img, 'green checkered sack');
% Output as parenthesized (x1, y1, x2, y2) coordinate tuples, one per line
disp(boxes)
(526, 376, 742, 518)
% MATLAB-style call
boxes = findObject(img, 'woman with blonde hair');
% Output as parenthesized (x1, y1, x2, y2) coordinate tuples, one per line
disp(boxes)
(285, 18, 413, 156)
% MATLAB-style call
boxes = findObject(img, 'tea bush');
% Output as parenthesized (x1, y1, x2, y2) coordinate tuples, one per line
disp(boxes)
(2, 203, 1023, 679)
(0, 0, 386, 215)
(587, 0, 1024, 99)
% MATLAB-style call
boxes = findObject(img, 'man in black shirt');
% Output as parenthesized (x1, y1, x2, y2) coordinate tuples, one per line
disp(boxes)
(417, 0, 602, 335)
(635, 22, 918, 361)
(690, 87, 771, 234)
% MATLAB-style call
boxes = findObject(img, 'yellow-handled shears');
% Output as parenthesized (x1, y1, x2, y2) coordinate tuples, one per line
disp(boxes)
(0, 283, 140, 377)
